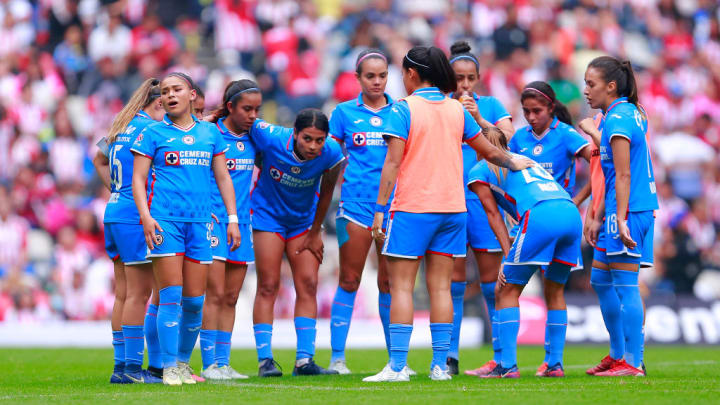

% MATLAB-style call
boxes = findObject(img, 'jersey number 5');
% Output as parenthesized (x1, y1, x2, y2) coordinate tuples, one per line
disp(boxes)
(109, 145, 123, 191)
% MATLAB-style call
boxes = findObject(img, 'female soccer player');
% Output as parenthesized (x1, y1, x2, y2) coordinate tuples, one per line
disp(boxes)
(326, 49, 400, 375)
(94, 78, 164, 384)
(193, 85, 205, 119)
(198, 80, 260, 380)
(507, 81, 591, 375)
(250, 109, 345, 377)
(364, 46, 531, 382)
(468, 127, 583, 378)
(584, 56, 657, 376)
(131, 72, 241, 386)
(447, 41, 514, 377)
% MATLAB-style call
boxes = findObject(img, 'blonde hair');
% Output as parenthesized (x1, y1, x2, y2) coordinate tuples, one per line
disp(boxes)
(484, 127, 509, 183)
(107, 78, 160, 144)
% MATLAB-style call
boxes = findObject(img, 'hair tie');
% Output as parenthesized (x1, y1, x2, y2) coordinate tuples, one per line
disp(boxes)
(405, 54, 430, 69)
(523, 87, 552, 103)
(356, 52, 387, 69)
(228, 87, 260, 103)
(449, 55, 479, 67)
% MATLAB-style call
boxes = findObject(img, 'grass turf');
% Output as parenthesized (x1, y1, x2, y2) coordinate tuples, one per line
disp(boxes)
(1, 345, 719, 404)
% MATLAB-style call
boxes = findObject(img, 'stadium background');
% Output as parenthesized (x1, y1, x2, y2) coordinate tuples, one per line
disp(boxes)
(0, 0, 718, 347)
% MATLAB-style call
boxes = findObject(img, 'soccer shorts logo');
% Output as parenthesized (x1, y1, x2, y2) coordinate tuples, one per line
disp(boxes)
(291, 166, 301, 174)
(226, 159, 236, 170)
(352, 132, 367, 146)
(269, 166, 283, 181)
(164, 151, 180, 166)
(533, 144, 543, 155)
(182, 135, 195, 145)
(370, 116, 383, 127)
(210, 236, 219, 248)
(154, 234, 164, 246)
(236, 141, 245, 151)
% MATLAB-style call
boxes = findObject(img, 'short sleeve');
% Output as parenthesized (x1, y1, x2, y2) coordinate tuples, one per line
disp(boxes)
(507, 131, 521, 153)
(212, 127, 229, 156)
(488, 97, 511, 124)
(131, 127, 155, 158)
(324, 137, 346, 170)
(328, 106, 345, 144)
(383, 101, 411, 141)
(248, 119, 275, 151)
(467, 161, 493, 190)
(604, 111, 633, 142)
(565, 127, 590, 157)
(462, 109, 482, 142)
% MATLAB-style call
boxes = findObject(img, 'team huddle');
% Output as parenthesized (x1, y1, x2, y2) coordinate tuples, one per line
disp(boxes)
(95, 41, 657, 385)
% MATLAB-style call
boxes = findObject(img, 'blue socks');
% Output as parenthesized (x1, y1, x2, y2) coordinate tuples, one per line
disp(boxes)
(330, 287, 357, 362)
(199, 329, 217, 369)
(389, 324, 412, 372)
(158, 286, 182, 368)
(216, 330, 232, 367)
(253, 323, 273, 361)
(591, 268, 624, 359)
(430, 323, 452, 370)
(448, 281, 466, 360)
(178, 295, 205, 364)
(498, 307, 520, 369)
(112, 330, 124, 373)
(612, 269, 644, 368)
(144, 304, 162, 369)
(295, 317, 317, 360)
(481, 282, 501, 363)
(122, 325, 144, 373)
(378, 292, 391, 355)
(546, 309, 567, 367)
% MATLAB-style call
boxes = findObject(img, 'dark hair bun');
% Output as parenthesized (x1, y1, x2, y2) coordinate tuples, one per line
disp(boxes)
(450, 41, 472, 56)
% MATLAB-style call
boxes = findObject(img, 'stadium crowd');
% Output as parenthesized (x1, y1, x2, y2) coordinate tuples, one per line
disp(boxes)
(0, 0, 718, 322)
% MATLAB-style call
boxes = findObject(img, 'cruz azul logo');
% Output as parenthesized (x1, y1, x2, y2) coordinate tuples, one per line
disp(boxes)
(182, 135, 195, 145)
(226, 159, 236, 170)
(269, 166, 283, 181)
(352, 132, 367, 146)
(165, 151, 180, 166)
(370, 116, 382, 127)
(532, 144, 543, 155)
(236, 141, 245, 151)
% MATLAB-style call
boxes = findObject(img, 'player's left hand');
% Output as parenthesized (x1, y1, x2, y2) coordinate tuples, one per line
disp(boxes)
(227, 223, 241, 251)
(296, 229, 324, 263)
(618, 219, 636, 250)
(508, 156, 534, 171)
(497, 267, 507, 288)
(371, 212, 385, 242)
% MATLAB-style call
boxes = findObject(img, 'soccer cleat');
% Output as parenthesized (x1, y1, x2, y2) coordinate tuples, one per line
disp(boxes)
(110, 371, 125, 384)
(177, 362, 197, 384)
(123, 370, 145, 384)
(362, 364, 410, 382)
(292, 359, 339, 376)
(535, 362, 548, 376)
(328, 359, 352, 375)
(479, 364, 503, 379)
(594, 360, 645, 377)
(201, 364, 230, 380)
(586, 355, 617, 375)
(429, 364, 452, 381)
(465, 360, 497, 377)
(221, 365, 249, 379)
(163, 366, 183, 386)
(404, 365, 417, 376)
(141, 369, 163, 384)
(258, 358, 283, 377)
(541, 363, 565, 377)
(446, 357, 459, 375)
(500, 365, 520, 378)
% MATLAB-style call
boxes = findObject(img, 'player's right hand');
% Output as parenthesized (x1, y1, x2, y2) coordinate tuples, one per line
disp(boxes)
(585, 217, 601, 247)
(142, 216, 163, 250)
(371, 212, 385, 242)
(578, 117, 595, 134)
(508, 155, 534, 171)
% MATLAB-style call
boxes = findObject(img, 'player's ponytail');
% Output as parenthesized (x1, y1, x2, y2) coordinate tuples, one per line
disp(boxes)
(294, 108, 329, 135)
(588, 56, 643, 117)
(402, 46, 457, 94)
(483, 127, 509, 183)
(521, 81, 573, 126)
(107, 78, 160, 144)
(449, 40, 479, 73)
(209, 79, 261, 123)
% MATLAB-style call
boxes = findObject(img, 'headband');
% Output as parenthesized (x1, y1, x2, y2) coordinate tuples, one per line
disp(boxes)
(166, 72, 194, 89)
(523, 87, 552, 103)
(404, 54, 429, 69)
(449, 54, 479, 67)
(356, 52, 387, 69)
(228, 87, 260, 104)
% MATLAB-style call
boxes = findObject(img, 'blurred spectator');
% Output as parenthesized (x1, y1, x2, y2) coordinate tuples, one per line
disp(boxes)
(87, 9, 131, 63)
(130, 13, 178, 69)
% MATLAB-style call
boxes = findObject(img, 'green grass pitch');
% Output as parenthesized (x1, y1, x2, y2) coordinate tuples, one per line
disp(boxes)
(2, 345, 719, 404)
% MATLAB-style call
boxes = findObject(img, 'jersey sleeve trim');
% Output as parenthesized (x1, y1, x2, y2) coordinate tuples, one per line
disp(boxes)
(609, 133, 631, 142)
(464, 130, 482, 143)
(130, 148, 152, 159)
(383, 133, 407, 141)
(493, 115, 512, 125)
(573, 142, 590, 156)
(325, 156, 346, 172)
(329, 134, 343, 143)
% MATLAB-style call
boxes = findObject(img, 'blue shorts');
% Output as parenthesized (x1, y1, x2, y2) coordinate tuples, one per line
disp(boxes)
(252, 208, 311, 241)
(595, 211, 654, 267)
(505, 260, 573, 286)
(383, 211, 467, 259)
(104, 223, 150, 265)
(148, 220, 213, 264)
(211, 222, 255, 264)
(466, 199, 502, 252)
(336, 200, 390, 230)
(504, 199, 582, 270)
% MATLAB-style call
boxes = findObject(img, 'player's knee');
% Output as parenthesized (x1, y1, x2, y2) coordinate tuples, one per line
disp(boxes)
(295, 277, 318, 298)
(339, 273, 361, 292)
(222, 289, 240, 308)
(377, 278, 390, 294)
(205, 289, 223, 308)
(256, 280, 279, 299)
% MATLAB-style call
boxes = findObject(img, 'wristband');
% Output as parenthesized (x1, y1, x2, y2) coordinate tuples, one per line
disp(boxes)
(228, 214, 239, 224)
(374, 203, 386, 213)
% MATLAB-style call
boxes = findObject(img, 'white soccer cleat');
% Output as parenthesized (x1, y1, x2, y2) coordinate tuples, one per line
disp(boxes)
(177, 362, 197, 384)
(404, 365, 417, 376)
(429, 365, 452, 381)
(163, 366, 183, 386)
(221, 365, 249, 379)
(201, 364, 230, 380)
(328, 359, 352, 375)
(362, 364, 410, 382)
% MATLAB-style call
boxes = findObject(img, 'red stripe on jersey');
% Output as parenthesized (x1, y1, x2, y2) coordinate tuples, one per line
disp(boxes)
(147, 171, 157, 211)
(521, 211, 530, 233)
(426, 250, 453, 257)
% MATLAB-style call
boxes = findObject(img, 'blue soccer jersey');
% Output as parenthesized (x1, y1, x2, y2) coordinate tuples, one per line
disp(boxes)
(104, 111, 155, 224)
(209, 117, 256, 223)
(249, 119, 345, 227)
(329, 92, 394, 202)
(131, 115, 228, 222)
(458, 93, 512, 200)
(600, 98, 659, 215)
(508, 117, 589, 195)
(467, 156, 572, 220)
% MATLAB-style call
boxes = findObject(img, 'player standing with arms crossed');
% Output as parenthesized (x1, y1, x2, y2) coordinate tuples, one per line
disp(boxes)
(131, 72, 241, 385)
(250, 109, 345, 377)
(364, 46, 531, 382)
